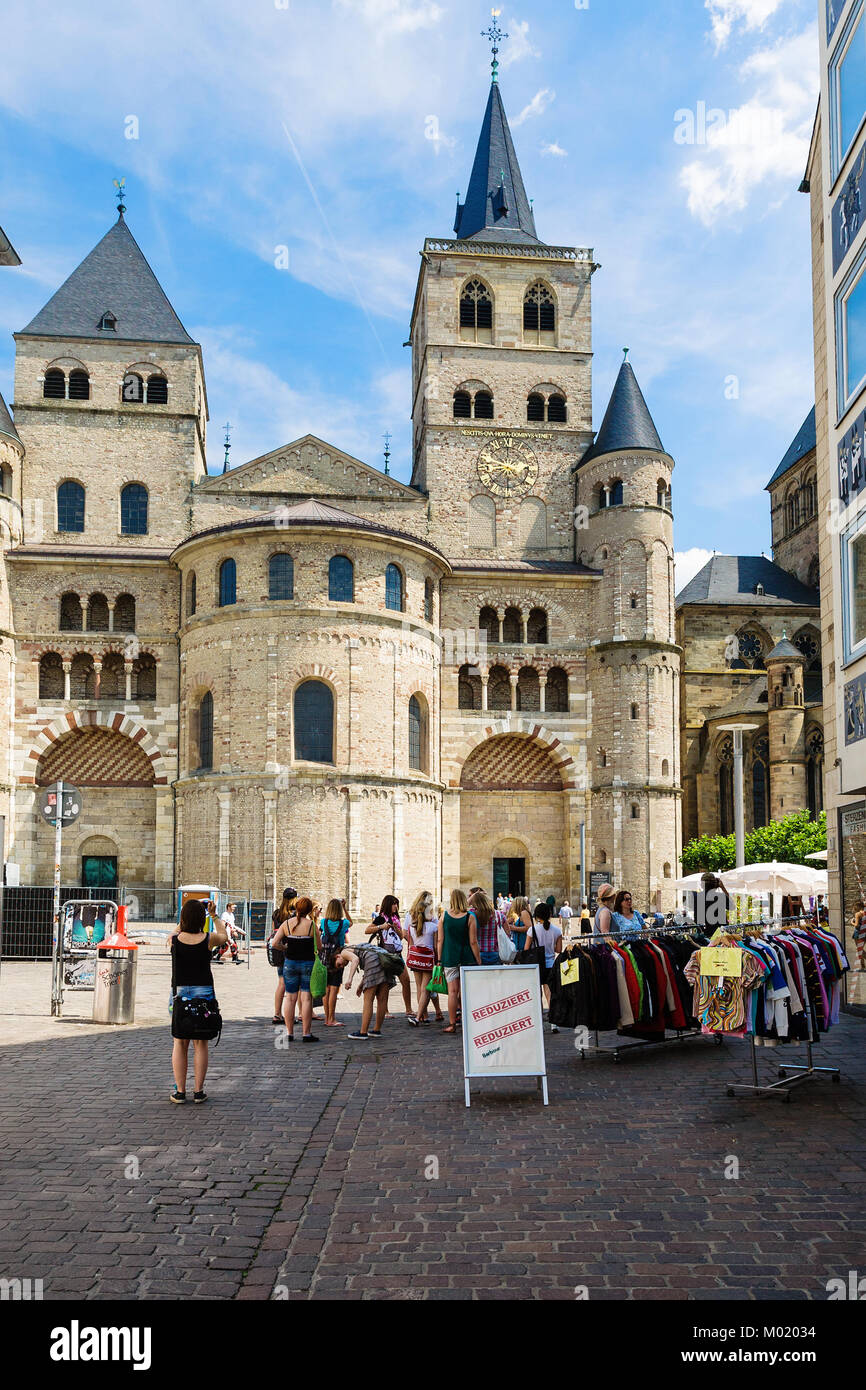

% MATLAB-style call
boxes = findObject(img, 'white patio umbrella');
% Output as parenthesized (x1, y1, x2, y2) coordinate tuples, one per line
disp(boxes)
(805, 851, 828, 861)
(720, 861, 823, 901)
(673, 872, 710, 891)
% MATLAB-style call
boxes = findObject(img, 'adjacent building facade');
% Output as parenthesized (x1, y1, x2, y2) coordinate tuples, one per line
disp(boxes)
(0, 76, 681, 912)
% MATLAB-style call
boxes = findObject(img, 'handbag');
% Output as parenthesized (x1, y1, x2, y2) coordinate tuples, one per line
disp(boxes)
(309, 954, 328, 999)
(407, 944, 434, 971)
(515, 924, 546, 972)
(427, 963, 448, 995)
(498, 924, 517, 964)
(377, 949, 405, 979)
(171, 992, 222, 1043)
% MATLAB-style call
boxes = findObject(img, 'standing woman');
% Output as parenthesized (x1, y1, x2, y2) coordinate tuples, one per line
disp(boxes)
(509, 896, 534, 953)
(469, 889, 500, 966)
(169, 898, 227, 1104)
(268, 887, 296, 1025)
(405, 891, 444, 1026)
(272, 896, 322, 1042)
(593, 884, 616, 936)
(319, 898, 352, 1027)
(367, 894, 413, 1018)
(437, 888, 481, 1034)
(611, 889, 645, 937)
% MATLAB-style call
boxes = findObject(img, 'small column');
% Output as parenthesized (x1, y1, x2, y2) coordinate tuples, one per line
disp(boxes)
(539, 673, 547, 713)
(124, 660, 133, 702)
(62, 660, 71, 701)
(509, 672, 518, 712)
(217, 791, 232, 887)
(262, 788, 277, 902)
(107, 600, 115, 634)
(92, 658, 102, 701)
(496, 608, 504, 644)
(481, 672, 489, 711)
(521, 611, 529, 644)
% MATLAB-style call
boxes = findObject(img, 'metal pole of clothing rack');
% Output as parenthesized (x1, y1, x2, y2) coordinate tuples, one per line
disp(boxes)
(726, 1036, 841, 1101)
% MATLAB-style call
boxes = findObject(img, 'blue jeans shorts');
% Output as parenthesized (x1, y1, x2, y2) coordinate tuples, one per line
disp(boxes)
(168, 984, 215, 1015)
(282, 958, 314, 994)
(480, 950, 500, 965)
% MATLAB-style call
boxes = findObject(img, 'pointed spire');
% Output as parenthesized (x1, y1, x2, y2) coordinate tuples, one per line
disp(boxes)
(0, 223, 20, 268)
(20, 217, 194, 344)
(580, 356, 665, 465)
(383, 431, 391, 476)
(453, 81, 539, 244)
(0, 389, 21, 447)
(222, 421, 232, 474)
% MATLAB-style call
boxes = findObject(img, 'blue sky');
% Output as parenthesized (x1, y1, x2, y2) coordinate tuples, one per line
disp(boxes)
(0, 0, 819, 588)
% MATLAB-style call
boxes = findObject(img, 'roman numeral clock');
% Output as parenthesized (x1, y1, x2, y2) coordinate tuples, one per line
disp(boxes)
(477, 434, 539, 500)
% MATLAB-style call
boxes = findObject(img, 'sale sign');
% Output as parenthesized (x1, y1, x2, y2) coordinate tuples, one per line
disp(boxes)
(460, 965, 547, 1106)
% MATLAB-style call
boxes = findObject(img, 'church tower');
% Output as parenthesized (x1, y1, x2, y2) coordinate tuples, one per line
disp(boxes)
(765, 635, 808, 821)
(580, 354, 681, 906)
(409, 51, 594, 561)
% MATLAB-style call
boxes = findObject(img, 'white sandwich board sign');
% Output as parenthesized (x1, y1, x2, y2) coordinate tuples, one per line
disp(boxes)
(460, 964, 548, 1107)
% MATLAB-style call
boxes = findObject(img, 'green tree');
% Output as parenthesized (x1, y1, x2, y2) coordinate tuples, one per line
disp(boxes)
(681, 810, 826, 875)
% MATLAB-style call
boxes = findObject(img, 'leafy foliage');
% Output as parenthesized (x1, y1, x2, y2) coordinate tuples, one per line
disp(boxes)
(681, 811, 826, 875)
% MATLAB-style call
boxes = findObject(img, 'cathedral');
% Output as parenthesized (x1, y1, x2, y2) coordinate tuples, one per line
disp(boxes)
(0, 70, 681, 912)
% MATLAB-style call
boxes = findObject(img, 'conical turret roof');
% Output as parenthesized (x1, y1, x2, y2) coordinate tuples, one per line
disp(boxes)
(20, 215, 194, 345)
(0, 389, 20, 446)
(581, 357, 664, 465)
(453, 82, 539, 244)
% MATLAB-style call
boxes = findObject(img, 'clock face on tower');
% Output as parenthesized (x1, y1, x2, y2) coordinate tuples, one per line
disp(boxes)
(476, 438, 539, 500)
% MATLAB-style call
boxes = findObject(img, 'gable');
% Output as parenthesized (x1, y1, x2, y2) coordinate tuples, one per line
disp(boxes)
(196, 435, 421, 504)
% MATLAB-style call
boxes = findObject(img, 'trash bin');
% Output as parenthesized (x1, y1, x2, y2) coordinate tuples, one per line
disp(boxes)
(92, 906, 139, 1024)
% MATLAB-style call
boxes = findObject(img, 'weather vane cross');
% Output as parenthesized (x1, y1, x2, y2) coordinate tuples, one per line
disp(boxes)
(222, 421, 232, 474)
(383, 431, 392, 477)
(113, 178, 126, 216)
(482, 9, 507, 83)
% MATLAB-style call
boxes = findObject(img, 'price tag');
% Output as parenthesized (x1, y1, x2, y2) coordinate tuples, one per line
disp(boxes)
(699, 947, 742, 978)
(560, 957, 580, 985)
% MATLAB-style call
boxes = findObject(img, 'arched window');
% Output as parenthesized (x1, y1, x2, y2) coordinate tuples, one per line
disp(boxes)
(459, 279, 493, 343)
(115, 594, 135, 632)
(630, 703, 639, 720)
(807, 729, 824, 820)
(86, 593, 109, 632)
(546, 667, 568, 712)
(70, 653, 96, 701)
(453, 390, 472, 419)
(752, 738, 768, 828)
(329, 555, 354, 602)
(120, 483, 148, 536)
(219, 558, 236, 607)
(122, 372, 144, 403)
(458, 664, 482, 710)
(38, 652, 64, 700)
(487, 665, 511, 710)
(502, 607, 522, 643)
(409, 694, 428, 772)
(43, 368, 66, 399)
(57, 481, 85, 532)
(468, 494, 496, 547)
(59, 592, 83, 631)
(663, 862, 672, 879)
(657, 479, 670, 508)
(146, 374, 168, 404)
(527, 608, 548, 644)
(599, 748, 608, 768)
(516, 666, 540, 712)
(198, 691, 213, 771)
(269, 553, 294, 600)
(479, 606, 498, 643)
(630, 804, 640, 819)
(68, 369, 90, 401)
(527, 393, 545, 422)
(662, 758, 670, 777)
(523, 282, 556, 344)
(600, 849, 607, 866)
(101, 652, 125, 701)
(294, 680, 334, 763)
(787, 490, 799, 533)
(474, 390, 494, 420)
(609, 480, 624, 506)
(424, 578, 434, 623)
(718, 738, 734, 835)
(547, 394, 567, 422)
(134, 653, 156, 700)
(187, 573, 197, 619)
(385, 563, 404, 612)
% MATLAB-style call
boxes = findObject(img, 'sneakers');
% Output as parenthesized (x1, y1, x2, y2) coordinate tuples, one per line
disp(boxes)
(346, 1031, 369, 1039)
(301, 1034, 320, 1043)
(369, 1029, 382, 1036)
(193, 1090, 208, 1103)
(170, 1088, 186, 1104)
(406, 1016, 420, 1027)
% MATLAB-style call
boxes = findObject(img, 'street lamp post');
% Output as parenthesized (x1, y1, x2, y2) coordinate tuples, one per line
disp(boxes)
(717, 723, 759, 868)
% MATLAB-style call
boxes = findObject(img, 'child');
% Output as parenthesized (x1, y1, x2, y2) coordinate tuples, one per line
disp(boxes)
(319, 898, 352, 1026)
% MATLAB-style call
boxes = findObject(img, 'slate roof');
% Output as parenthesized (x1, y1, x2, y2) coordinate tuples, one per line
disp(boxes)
(709, 676, 769, 722)
(454, 83, 540, 245)
(579, 358, 664, 466)
(20, 215, 194, 344)
(675, 555, 819, 608)
(766, 636, 805, 662)
(449, 559, 601, 575)
(0, 389, 20, 446)
(765, 407, 816, 490)
(0, 223, 20, 267)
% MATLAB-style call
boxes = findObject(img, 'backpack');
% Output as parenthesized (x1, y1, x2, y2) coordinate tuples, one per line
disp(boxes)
(378, 949, 405, 980)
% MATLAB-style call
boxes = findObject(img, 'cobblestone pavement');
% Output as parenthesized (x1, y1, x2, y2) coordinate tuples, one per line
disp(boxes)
(1, 950, 865, 1300)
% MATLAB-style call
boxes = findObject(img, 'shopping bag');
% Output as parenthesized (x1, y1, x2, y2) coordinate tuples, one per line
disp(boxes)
(427, 964, 448, 995)
(498, 925, 517, 964)
(309, 955, 328, 999)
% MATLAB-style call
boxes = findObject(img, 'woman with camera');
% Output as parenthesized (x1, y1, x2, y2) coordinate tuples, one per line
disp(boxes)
(169, 897, 227, 1104)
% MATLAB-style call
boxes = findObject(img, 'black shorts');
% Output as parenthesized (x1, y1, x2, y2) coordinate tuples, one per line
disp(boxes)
(326, 965, 345, 988)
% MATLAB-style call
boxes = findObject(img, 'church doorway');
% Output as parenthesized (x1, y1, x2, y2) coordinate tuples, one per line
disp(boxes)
(493, 856, 525, 897)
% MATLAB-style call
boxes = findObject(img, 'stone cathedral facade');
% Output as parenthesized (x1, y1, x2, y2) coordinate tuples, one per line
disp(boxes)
(0, 77, 681, 910)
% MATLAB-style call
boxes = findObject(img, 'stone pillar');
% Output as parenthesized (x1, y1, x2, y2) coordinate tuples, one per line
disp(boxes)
(481, 671, 489, 711)
(124, 660, 133, 702)
(539, 674, 547, 713)
(521, 610, 529, 644)
(107, 600, 115, 634)
(509, 672, 518, 712)
(217, 790, 232, 887)
(92, 658, 102, 701)
(154, 786, 174, 885)
(496, 608, 504, 644)
(62, 660, 71, 701)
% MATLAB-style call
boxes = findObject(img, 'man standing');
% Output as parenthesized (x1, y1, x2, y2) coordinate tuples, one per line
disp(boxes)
(559, 899, 573, 938)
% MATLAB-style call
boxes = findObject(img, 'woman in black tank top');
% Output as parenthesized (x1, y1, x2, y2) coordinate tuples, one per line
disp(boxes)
(169, 899, 227, 1104)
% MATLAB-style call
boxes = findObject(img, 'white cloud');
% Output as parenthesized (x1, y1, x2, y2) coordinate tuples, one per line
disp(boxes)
(679, 26, 818, 226)
(513, 88, 555, 127)
(705, 0, 786, 51)
(499, 19, 540, 70)
(675, 548, 715, 592)
(335, 0, 444, 34)
(541, 142, 568, 158)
